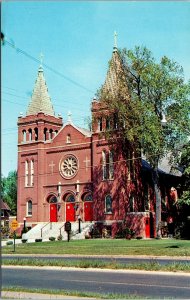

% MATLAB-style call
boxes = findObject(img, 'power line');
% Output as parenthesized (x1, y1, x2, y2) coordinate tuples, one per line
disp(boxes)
(4, 37, 95, 95)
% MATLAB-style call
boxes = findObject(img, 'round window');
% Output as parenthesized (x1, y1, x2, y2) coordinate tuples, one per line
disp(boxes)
(60, 155, 78, 179)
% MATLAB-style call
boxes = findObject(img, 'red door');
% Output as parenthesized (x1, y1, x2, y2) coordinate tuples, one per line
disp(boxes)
(50, 203, 57, 222)
(145, 217, 150, 238)
(84, 202, 93, 221)
(66, 203, 75, 221)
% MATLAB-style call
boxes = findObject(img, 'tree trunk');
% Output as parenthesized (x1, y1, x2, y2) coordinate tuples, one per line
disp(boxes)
(152, 167, 162, 238)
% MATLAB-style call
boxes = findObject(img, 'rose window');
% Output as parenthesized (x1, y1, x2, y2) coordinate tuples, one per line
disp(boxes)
(60, 155, 78, 179)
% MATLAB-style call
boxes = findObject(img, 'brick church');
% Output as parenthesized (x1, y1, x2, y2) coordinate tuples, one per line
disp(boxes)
(17, 42, 179, 238)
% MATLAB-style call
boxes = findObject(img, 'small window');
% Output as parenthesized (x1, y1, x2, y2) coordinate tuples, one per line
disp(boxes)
(1, 210, 4, 217)
(109, 151, 114, 179)
(129, 194, 134, 212)
(22, 130, 26, 142)
(44, 128, 48, 141)
(49, 129, 53, 140)
(66, 134, 71, 143)
(98, 117, 103, 132)
(25, 161, 29, 187)
(66, 194, 75, 202)
(27, 200, 32, 216)
(83, 193, 93, 202)
(105, 195, 112, 214)
(28, 128, 32, 141)
(102, 151, 107, 180)
(106, 117, 110, 130)
(30, 160, 34, 186)
(34, 128, 38, 141)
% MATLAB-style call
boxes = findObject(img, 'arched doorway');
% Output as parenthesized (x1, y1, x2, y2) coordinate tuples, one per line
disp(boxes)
(82, 193, 93, 221)
(65, 193, 76, 222)
(47, 195, 58, 222)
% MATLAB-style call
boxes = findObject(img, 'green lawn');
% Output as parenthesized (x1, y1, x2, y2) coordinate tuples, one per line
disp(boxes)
(2, 239, 190, 256)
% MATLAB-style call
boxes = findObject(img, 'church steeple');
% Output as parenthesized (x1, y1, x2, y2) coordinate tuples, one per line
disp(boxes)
(26, 63, 55, 116)
(102, 31, 125, 96)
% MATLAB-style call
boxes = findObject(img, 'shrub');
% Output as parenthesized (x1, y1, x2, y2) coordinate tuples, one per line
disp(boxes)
(57, 234, 63, 241)
(49, 236, 56, 241)
(6, 241, 13, 245)
(35, 238, 42, 242)
(22, 239, 28, 243)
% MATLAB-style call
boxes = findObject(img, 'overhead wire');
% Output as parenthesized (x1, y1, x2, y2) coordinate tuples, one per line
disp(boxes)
(3, 37, 95, 95)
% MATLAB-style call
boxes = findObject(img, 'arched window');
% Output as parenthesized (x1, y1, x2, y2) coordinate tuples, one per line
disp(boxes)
(66, 134, 71, 143)
(106, 117, 110, 130)
(30, 160, 34, 186)
(27, 200, 32, 216)
(28, 128, 32, 141)
(83, 193, 93, 202)
(44, 128, 48, 141)
(22, 130, 26, 142)
(98, 117, 103, 132)
(49, 129, 53, 139)
(102, 150, 107, 180)
(105, 195, 112, 214)
(66, 194, 75, 202)
(34, 128, 38, 141)
(25, 161, 29, 187)
(109, 151, 114, 179)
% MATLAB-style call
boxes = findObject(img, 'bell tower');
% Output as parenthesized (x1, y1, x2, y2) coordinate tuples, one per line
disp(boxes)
(17, 64, 63, 224)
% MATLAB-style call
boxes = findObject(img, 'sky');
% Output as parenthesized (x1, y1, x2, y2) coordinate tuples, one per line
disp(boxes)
(2, 1, 190, 177)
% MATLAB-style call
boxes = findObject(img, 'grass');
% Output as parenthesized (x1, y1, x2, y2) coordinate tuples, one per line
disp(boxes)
(2, 286, 146, 299)
(3, 258, 190, 272)
(2, 238, 190, 256)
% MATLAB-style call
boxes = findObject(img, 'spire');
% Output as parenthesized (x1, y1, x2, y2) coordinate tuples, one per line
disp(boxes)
(102, 32, 124, 96)
(26, 59, 55, 116)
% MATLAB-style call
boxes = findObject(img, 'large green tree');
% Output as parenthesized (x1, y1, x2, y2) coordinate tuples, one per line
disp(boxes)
(100, 46, 190, 238)
(1, 170, 17, 215)
(178, 142, 190, 206)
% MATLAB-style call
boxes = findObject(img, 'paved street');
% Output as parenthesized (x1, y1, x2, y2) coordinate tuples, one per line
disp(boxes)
(2, 266, 190, 299)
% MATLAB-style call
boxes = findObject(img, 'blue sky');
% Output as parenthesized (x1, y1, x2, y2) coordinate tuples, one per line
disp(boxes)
(2, 1, 190, 176)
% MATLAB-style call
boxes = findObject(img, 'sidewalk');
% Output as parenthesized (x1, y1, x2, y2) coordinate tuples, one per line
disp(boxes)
(1, 291, 99, 299)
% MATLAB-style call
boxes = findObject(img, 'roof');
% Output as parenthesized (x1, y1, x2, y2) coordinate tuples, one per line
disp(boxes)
(62, 122, 92, 138)
(26, 66, 55, 116)
(1, 200, 11, 211)
(102, 47, 129, 98)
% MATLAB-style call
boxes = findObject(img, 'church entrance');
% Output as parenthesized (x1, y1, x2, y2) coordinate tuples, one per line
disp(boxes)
(83, 193, 93, 221)
(50, 203, 57, 222)
(65, 194, 76, 222)
(48, 195, 58, 222)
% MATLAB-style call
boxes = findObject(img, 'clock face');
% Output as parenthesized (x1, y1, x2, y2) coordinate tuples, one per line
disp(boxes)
(60, 155, 78, 179)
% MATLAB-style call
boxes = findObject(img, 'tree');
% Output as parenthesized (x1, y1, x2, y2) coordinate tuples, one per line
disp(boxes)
(1, 170, 17, 215)
(99, 46, 190, 238)
(178, 142, 190, 206)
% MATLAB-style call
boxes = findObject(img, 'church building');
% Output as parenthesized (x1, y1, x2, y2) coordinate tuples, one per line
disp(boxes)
(17, 42, 178, 238)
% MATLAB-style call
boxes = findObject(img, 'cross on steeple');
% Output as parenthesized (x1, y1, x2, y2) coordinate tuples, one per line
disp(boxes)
(114, 31, 118, 51)
(68, 111, 72, 123)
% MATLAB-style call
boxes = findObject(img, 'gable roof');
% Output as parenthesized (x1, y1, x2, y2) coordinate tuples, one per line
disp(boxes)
(26, 66, 55, 116)
(1, 200, 11, 211)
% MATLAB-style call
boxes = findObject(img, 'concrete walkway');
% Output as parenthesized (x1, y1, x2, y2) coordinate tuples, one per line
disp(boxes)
(1, 291, 99, 299)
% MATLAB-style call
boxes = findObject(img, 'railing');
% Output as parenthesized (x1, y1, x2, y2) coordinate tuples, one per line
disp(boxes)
(59, 223, 65, 236)
(41, 222, 51, 238)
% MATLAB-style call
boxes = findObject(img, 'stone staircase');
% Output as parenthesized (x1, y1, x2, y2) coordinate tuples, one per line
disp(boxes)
(22, 221, 94, 242)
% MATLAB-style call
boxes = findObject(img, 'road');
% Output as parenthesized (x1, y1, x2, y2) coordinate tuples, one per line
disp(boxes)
(2, 254, 190, 265)
(2, 266, 190, 299)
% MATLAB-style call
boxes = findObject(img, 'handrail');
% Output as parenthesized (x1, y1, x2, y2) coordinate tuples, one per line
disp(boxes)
(59, 223, 65, 236)
(41, 222, 51, 238)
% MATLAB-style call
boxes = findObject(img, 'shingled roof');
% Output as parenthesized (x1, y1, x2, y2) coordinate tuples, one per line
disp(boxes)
(26, 66, 55, 116)
(1, 200, 11, 211)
